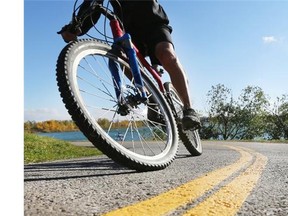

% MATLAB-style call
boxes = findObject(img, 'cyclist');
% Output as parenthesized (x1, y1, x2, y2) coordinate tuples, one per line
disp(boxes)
(58, 0, 201, 130)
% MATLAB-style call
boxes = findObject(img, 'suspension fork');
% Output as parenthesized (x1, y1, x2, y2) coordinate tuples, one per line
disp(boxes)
(109, 19, 148, 102)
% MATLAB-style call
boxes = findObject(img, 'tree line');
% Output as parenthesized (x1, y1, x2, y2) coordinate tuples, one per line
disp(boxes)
(199, 84, 288, 140)
(24, 120, 79, 133)
(24, 119, 145, 133)
(24, 84, 287, 140)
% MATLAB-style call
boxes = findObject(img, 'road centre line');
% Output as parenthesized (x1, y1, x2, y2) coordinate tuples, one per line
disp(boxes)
(183, 149, 267, 216)
(102, 145, 257, 216)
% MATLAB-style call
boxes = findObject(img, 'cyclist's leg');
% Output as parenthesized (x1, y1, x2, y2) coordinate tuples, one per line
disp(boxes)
(155, 41, 201, 130)
(144, 25, 190, 108)
(146, 26, 199, 129)
(154, 42, 191, 108)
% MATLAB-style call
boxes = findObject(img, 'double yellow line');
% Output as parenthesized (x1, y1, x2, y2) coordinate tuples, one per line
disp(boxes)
(102, 145, 267, 216)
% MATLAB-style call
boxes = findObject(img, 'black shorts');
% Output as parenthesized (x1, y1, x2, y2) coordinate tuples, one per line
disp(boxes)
(129, 24, 174, 65)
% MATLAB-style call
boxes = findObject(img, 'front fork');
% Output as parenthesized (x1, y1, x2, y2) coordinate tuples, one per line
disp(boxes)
(109, 33, 148, 115)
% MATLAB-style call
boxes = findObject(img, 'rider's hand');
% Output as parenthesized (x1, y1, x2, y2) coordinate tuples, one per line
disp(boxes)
(57, 24, 81, 43)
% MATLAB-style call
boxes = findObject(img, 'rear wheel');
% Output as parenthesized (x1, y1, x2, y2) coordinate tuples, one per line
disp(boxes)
(56, 39, 179, 171)
(164, 82, 202, 156)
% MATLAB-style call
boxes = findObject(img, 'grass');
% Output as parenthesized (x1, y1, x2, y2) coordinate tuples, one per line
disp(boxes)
(24, 132, 287, 164)
(24, 132, 102, 164)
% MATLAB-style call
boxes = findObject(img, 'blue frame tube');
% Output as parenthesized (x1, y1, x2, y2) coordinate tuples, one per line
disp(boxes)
(114, 33, 147, 100)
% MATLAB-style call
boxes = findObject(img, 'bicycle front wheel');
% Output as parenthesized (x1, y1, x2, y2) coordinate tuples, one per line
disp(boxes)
(56, 39, 178, 171)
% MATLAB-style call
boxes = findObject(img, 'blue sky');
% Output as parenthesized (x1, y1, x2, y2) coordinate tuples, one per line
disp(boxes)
(24, 0, 288, 122)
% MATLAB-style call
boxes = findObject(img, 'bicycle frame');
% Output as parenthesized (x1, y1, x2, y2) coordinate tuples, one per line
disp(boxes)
(105, 10, 165, 94)
(68, 1, 184, 119)
(75, 3, 173, 117)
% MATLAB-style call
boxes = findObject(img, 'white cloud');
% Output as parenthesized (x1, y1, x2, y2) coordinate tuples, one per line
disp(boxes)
(262, 36, 277, 44)
(24, 108, 71, 122)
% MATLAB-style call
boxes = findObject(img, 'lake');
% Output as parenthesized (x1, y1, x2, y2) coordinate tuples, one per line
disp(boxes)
(38, 131, 88, 141)
(37, 128, 151, 142)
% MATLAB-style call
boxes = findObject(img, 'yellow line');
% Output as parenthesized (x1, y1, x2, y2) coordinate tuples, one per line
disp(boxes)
(102, 146, 253, 216)
(183, 150, 267, 216)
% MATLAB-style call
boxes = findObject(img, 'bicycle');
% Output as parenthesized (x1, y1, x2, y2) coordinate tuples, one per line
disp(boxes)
(56, 0, 202, 171)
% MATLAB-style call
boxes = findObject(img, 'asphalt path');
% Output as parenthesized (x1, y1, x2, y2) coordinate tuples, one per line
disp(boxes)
(24, 141, 288, 216)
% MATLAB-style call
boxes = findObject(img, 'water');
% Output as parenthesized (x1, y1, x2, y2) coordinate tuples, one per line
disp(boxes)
(37, 131, 87, 141)
(37, 128, 151, 142)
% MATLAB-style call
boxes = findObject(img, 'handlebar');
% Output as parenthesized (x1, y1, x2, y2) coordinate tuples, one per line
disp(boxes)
(91, 2, 116, 20)
(58, 1, 119, 35)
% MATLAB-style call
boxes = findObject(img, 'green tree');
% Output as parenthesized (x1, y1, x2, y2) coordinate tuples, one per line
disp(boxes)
(265, 94, 288, 139)
(235, 86, 269, 139)
(206, 84, 268, 140)
(199, 117, 219, 140)
(206, 84, 237, 140)
(24, 121, 37, 133)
